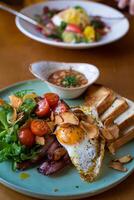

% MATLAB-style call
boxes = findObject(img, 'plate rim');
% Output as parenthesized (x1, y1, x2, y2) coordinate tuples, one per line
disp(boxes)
(0, 169, 133, 200)
(15, 0, 130, 49)
(0, 79, 134, 200)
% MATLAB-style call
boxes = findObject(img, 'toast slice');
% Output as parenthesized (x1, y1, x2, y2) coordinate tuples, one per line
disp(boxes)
(114, 99, 134, 131)
(85, 84, 116, 115)
(108, 126, 134, 154)
(100, 97, 129, 123)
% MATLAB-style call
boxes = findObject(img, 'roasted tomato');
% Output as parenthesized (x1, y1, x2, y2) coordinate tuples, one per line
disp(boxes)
(18, 128, 35, 147)
(54, 100, 70, 114)
(31, 119, 50, 136)
(35, 99, 50, 117)
(44, 93, 59, 108)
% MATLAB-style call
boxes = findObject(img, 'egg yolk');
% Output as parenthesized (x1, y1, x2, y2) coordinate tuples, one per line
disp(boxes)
(55, 124, 84, 145)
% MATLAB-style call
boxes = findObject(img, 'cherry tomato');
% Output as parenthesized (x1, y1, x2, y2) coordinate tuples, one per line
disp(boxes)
(44, 93, 59, 108)
(31, 119, 50, 136)
(66, 24, 82, 34)
(18, 128, 35, 147)
(54, 100, 70, 114)
(35, 99, 50, 117)
(21, 119, 32, 129)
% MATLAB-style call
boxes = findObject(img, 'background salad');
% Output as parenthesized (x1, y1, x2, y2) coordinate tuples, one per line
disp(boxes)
(35, 6, 110, 43)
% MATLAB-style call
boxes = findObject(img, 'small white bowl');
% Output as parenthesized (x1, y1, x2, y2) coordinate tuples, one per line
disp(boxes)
(30, 61, 100, 99)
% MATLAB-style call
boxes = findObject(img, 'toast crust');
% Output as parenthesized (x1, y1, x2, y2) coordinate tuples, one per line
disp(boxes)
(100, 98, 129, 122)
(97, 90, 116, 114)
(85, 84, 116, 114)
(118, 114, 134, 131)
(108, 127, 134, 154)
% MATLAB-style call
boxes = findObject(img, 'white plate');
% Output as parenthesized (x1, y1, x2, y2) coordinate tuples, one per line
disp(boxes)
(16, 0, 129, 49)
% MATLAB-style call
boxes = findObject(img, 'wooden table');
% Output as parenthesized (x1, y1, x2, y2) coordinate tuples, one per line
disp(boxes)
(0, 1, 134, 200)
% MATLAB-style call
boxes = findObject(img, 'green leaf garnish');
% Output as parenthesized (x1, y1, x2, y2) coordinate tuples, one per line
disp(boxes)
(91, 19, 105, 29)
(19, 98, 37, 114)
(62, 76, 78, 87)
(59, 21, 67, 31)
(14, 89, 34, 98)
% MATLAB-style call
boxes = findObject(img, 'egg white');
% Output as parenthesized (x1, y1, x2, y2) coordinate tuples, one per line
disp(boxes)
(55, 106, 105, 182)
(52, 15, 63, 26)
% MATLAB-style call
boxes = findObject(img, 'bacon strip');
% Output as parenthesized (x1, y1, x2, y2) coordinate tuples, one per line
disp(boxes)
(38, 154, 71, 175)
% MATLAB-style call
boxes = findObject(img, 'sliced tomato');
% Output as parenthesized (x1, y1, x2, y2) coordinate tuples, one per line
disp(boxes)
(44, 93, 59, 108)
(65, 24, 82, 34)
(18, 128, 35, 147)
(35, 99, 50, 117)
(54, 100, 70, 114)
(31, 119, 50, 136)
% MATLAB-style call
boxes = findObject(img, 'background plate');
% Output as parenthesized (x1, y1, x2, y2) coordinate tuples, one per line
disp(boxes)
(0, 79, 134, 199)
(16, 0, 129, 49)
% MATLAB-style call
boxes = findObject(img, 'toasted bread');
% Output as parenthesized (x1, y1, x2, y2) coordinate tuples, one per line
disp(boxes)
(100, 97, 129, 122)
(85, 84, 134, 155)
(108, 126, 134, 154)
(114, 99, 134, 131)
(85, 84, 116, 114)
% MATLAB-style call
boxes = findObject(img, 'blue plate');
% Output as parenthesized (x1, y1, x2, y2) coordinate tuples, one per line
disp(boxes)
(0, 79, 134, 199)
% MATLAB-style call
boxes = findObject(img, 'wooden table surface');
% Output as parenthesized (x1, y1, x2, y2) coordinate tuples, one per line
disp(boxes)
(0, 1, 134, 200)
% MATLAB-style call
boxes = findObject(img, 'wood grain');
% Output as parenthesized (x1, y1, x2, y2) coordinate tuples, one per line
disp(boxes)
(0, 1, 134, 200)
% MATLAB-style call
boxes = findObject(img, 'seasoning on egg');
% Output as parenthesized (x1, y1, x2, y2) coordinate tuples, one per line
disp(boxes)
(48, 68, 88, 88)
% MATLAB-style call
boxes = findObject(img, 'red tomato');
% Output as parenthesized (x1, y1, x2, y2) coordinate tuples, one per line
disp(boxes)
(66, 24, 82, 34)
(44, 93, 59, 108)
(54, 100, 70, 114)
(35, 99, 50, 117)
(18, 128, 35, 147)
(31, 119, 50, 136)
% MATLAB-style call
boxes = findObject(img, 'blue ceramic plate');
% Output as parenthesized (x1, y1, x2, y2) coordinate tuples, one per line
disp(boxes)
(0, 79, 134, 199)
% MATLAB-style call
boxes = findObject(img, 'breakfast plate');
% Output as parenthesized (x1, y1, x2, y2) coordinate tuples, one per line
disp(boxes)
(0, 79, 134, 200)
(15, 1, 129, 49)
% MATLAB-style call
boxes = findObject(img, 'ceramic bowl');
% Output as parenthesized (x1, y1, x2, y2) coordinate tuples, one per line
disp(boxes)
(29, 61, 100, 99)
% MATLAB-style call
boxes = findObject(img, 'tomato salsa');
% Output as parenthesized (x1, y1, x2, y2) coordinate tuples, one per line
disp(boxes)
(48, 69, 88, 88)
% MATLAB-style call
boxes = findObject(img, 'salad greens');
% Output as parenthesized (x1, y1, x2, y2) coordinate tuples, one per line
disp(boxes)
(0, 91, 41, 170)
(35, 5, 110, 43)
(14, 89, 34, 98)
(19, 98, 36, 114)
(91, 19, 105, 29)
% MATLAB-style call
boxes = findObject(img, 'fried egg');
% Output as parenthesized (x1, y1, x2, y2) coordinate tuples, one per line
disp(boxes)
(55, 106, 105, 182)
(52, 8, 90, 29)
